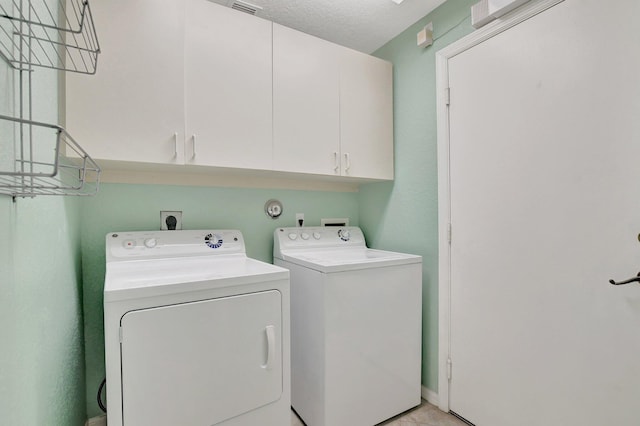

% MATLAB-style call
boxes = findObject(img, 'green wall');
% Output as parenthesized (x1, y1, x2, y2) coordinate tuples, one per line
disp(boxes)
(360, 0, 475, 393)
(0, 197, 86, 426)
(1, 1, 477, 421)
(81, 183, 359, 417)
(0, 59, 87, 424)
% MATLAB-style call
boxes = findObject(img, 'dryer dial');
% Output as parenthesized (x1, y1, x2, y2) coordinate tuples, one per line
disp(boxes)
(338, 229, 350, 242)
(205, 233, 224, 249)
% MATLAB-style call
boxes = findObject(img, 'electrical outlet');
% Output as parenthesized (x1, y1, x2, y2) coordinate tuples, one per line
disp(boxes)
(296, 213, 304, 227)
(160, 211, 182, 230)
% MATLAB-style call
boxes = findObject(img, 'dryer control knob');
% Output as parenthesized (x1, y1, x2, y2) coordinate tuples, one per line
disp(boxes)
(301, 232, 310, 240)
(205, 233, 223, 249)
(288, 233, 298, 240)
(144, 238, 157, 248)
(313, 232, 321, 240)
(338, 229, 350, 241)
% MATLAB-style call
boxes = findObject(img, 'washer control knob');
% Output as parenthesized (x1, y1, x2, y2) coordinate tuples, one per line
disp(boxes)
(301, 232, 310, 240)
(144, 238, 157, 248)
(288, 233, 298, 240)
(338, 229, 350, 241)
(313, 232, 321, 240)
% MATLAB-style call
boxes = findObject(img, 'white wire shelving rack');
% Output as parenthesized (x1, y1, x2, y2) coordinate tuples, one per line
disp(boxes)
(0, 0, 101, 199)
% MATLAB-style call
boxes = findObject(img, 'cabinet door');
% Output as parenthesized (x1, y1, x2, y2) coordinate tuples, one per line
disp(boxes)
(273, 24, 341, 175)
(121, 290, 283, 426)
(65, 0, 185, 164)
(339, 51, 394, 180)
(184, 0, 272, 170)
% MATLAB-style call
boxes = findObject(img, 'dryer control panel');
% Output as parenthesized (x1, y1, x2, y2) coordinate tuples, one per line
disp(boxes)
(274, 226, 366, 259)
(107, 230, 246, 262)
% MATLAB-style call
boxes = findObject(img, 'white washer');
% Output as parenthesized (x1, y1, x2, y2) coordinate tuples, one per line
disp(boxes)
(273, 226, 422, 426)
(104, 230, 290, 426)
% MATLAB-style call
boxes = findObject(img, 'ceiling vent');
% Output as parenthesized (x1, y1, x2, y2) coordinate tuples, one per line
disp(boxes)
(227, 0, 262, 16)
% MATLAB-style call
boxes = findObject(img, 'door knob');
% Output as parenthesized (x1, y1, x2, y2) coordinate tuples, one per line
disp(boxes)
(609, 272, 640, 286)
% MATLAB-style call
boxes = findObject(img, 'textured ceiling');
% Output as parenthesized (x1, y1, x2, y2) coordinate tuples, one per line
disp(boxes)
(208, 0, 448, 53)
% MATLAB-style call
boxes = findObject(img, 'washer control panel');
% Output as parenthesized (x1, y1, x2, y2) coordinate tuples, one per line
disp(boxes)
(107, 230, 245, 261)
(274, 226, 366, 258)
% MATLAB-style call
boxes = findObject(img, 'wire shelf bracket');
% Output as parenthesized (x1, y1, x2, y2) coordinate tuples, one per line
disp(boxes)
(0, 114, 101, 199)
(0, 0, 101, 74)
(0, 0, 101, 199)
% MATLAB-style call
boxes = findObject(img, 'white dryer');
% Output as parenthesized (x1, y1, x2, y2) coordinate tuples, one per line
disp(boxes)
(104, 230, 290, 426)
(273, 226, 422, 426)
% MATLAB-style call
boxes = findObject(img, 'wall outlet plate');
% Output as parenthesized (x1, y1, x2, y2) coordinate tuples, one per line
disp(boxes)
(160, 211, 182, 230)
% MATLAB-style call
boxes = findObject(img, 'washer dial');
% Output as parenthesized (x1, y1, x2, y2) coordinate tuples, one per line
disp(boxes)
(204, 233, 223, 249)
(144, 238, 157, 248)
(338, 229, 350, 242)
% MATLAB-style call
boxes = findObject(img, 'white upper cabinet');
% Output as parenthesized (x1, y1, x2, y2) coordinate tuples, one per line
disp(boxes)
(184, 0, 273, 170)
(273, 24, 341, 175)
(65, 0, 186, 165)
(65, 0, 393, 183)
(339, 50, 394, 180)
(273, 23, 393, 180)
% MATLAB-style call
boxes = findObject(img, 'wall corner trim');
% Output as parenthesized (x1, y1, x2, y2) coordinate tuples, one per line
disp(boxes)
(421, 385, 439, 406)
(86, 415, 107, 426)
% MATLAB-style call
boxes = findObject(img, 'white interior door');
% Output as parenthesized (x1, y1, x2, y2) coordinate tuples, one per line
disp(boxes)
(446, 1, 640, 425)
(120, 290, 282, 426)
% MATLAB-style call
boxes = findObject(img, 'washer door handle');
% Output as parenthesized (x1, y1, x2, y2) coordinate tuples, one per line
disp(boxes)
(262, 325, 276, 370)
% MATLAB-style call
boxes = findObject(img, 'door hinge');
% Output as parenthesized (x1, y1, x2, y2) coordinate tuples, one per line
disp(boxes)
(447, 357, 452, 380)
(445, 87, 451, 106)
(447, 223, 452, 245)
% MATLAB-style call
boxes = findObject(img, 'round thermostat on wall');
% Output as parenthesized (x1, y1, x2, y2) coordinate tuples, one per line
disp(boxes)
(265, 199, 283, 219)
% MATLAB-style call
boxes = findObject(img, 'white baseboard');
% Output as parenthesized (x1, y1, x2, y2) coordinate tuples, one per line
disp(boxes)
(421, 385, 439, 406)
(86, 415, 107, 426)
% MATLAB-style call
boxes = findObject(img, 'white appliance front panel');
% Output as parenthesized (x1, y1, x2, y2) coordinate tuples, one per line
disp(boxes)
(277, 259, 422, 426)
(323, 265, 422, 425)
(120, 290, 283, 426)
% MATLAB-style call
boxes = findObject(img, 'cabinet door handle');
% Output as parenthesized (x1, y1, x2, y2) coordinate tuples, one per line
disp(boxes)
(333, 151, 339, 173)
(191, 134, 196, 159)
(344, 153, 351, 173)
(173, 132, 178, 157)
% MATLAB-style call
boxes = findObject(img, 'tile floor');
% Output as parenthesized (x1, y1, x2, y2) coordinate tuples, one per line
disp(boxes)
(291, 399, 468, 426)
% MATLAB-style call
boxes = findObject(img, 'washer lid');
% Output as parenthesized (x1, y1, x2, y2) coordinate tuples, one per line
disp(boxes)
(277, 247, 421, 273)
(104, 255, 288, 302)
